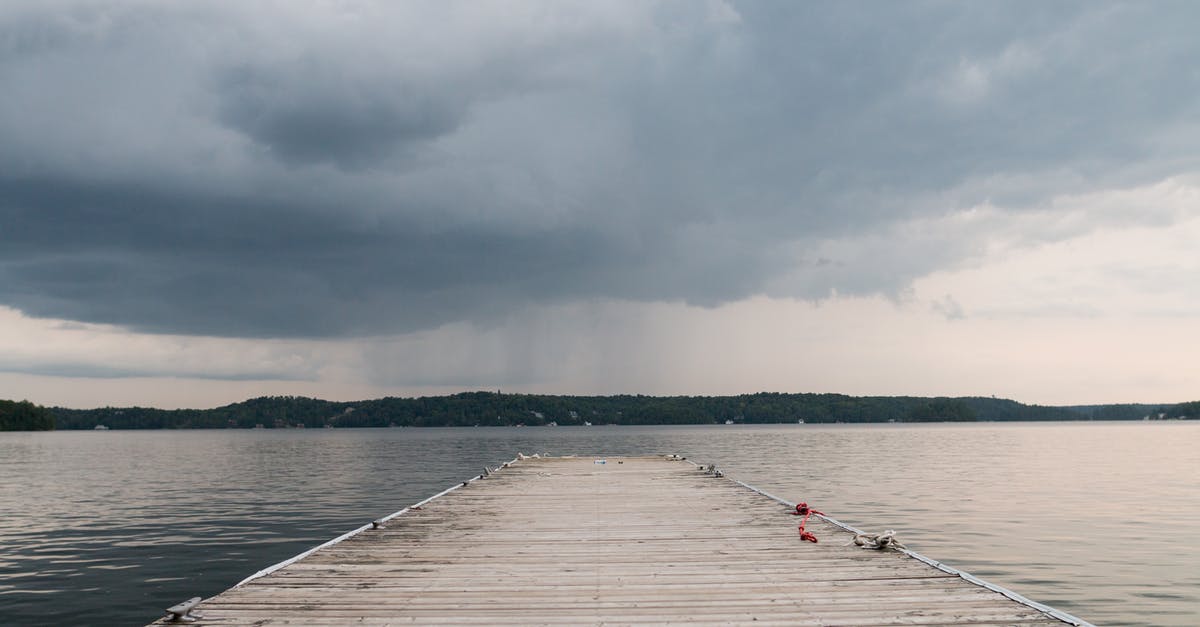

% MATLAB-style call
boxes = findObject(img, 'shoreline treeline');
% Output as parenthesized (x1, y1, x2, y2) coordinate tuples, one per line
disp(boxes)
(31, 392, 1197, 430)
(0, 400, 55, 431)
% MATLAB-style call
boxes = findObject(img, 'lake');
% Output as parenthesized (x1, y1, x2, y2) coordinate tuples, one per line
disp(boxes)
(1, 422, 1196, 625)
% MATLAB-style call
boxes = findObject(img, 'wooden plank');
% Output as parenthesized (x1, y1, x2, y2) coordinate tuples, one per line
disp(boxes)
(149, 456, 1082, 626)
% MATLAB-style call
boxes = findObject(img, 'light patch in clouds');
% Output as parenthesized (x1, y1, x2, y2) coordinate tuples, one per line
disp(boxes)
(930, 216, 1200, 322)
(932, 295, 966, 321)
(935, 42, 1043, 106)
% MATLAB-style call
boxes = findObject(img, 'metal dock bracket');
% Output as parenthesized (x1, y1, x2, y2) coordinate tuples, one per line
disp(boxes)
(164, 596, 202, 622)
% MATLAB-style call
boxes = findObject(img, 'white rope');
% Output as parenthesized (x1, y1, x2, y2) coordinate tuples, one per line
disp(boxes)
(847, 529, 905, 550)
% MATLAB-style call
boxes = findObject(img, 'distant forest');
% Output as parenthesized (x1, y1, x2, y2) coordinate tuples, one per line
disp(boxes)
(5, 392, 1191, 431)
(0, 400, 55, 431)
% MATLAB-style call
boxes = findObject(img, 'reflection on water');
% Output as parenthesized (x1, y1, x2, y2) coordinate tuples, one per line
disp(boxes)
(1, 422, 1197, 625)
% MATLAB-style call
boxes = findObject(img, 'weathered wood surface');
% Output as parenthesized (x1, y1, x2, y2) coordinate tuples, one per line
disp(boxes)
(154, 456, 1074, 626)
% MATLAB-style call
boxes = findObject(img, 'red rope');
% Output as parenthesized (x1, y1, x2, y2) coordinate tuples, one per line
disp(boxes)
(792, 502, 823, 543)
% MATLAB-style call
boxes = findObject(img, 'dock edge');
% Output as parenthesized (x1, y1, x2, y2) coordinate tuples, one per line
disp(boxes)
(231, 453, 527, 588)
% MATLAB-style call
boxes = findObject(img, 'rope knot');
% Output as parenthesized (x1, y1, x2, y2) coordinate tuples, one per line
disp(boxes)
(793, 502, 823, 516)
(792, 501, 824, 542)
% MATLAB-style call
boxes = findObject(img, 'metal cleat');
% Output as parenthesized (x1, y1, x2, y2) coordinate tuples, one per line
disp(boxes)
(164, 596, 202, 622)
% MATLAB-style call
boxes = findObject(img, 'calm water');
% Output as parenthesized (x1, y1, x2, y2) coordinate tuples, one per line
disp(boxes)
(1, 422, 1197, 626)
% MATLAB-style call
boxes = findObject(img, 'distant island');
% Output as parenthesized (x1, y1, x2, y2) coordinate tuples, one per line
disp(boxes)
(1, 392, 1196, 431)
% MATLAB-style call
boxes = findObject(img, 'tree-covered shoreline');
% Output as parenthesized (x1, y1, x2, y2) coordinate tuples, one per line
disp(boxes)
(0, 400, 55, 431)
(30, 392, 1196, 430)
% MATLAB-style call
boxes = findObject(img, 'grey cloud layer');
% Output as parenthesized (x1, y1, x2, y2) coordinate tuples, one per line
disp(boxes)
(2, 1, 1197, 338)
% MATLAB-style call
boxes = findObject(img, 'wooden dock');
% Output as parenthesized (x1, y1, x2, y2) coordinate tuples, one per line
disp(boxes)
(154, 455, 1091, 626)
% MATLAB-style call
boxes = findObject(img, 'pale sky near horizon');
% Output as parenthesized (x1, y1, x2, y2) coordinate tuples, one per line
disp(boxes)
(2, 1, 1197, 409)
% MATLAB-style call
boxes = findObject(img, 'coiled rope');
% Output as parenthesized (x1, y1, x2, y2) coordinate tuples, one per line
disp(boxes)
(850, 529, 905, 550)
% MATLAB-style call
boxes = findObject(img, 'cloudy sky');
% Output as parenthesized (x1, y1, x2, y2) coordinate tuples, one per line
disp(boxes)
(2, 1, 1197, 409)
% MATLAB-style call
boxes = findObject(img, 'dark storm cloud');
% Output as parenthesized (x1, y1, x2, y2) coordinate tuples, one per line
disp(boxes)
(1, 1, 1198, 338)
(215, 64, 466, 169)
